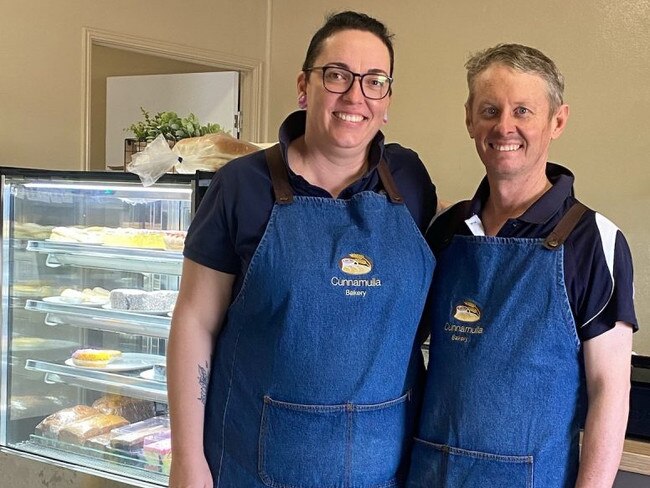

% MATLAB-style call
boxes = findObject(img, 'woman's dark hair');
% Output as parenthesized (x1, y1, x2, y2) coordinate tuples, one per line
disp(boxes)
(302, 11, 395, 75)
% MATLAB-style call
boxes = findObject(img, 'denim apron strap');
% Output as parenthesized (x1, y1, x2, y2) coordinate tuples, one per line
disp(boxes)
(264, 144, 293, 204)
(543, 201, 589, 250)
(377, 159, 405, 204)
(265, 144, 403, 206)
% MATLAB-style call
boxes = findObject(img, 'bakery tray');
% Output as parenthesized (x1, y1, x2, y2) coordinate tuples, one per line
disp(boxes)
(24, 359, 168, 403)
(25, 240, 182, 275)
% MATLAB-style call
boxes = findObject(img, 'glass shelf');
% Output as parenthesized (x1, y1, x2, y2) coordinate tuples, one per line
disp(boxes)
(25, 300, 171, 339)
(26, 240, 183, 275)
(24, 359, 167, 404)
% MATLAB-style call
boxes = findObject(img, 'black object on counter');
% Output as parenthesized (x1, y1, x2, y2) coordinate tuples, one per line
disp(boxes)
(627, 355, 650, 441)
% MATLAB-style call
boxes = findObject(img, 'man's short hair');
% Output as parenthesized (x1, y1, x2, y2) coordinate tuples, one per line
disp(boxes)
(465, 43, 565, 115)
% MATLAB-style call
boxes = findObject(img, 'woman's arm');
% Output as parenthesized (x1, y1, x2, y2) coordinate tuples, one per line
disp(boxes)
(167, 258, 235, 488)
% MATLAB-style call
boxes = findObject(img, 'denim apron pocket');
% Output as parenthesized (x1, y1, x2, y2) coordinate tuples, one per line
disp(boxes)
(258, 392, 412, 488)
(409, 438, 534, 488)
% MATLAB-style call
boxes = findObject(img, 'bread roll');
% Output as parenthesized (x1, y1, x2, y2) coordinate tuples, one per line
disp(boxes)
(92, 395, 156, 423)
(172, 133, 259, 172)
(58, 414, 129, 444)
(35, 405, 100, 438)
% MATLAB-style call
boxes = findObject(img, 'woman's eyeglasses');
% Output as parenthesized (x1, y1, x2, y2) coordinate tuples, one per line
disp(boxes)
(304, 66, 393, 100)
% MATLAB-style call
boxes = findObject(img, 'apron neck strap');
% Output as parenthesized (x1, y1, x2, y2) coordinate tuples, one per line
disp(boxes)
(265, 144, 294, 204)
(377, 159, 405, 204)
(543, 201, 589, 250)
(264, 145, 404, 205)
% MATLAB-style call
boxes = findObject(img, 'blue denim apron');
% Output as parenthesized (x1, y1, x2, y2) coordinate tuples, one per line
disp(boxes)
(408, 203, 587, 488)
(204, 145, 435, 487)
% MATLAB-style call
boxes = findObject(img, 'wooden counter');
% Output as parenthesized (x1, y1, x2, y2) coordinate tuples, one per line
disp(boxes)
(620, 438, 650, 476)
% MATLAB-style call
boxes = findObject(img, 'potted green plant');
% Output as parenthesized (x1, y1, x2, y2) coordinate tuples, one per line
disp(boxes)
(124, 108, 226, 164)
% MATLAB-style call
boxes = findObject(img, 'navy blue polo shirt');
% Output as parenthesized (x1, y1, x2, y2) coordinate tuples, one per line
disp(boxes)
(427, 163, 637, 341)
(185, 110, 437, 295)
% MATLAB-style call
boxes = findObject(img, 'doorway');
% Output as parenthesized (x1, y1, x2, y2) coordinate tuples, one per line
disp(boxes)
(104, 70, 240, 168)
(82, 27, 264, 171)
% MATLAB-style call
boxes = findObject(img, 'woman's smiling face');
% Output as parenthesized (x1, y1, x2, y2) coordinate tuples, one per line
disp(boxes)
(299, 29, 391, 155)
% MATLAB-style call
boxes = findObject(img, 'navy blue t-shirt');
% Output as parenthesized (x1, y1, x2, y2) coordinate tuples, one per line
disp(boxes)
(185, 111, 437, 295)
(427, 163, 637, 341)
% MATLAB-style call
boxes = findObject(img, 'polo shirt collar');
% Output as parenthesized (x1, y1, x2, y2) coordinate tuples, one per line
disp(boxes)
(277, 110, 385, 174)
(469, 162, 575, 225)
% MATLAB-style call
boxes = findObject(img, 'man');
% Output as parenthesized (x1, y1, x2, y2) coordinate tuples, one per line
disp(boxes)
(408, 44, 637, 488)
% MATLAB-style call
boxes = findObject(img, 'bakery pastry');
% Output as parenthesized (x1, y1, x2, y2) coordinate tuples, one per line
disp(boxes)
(13, 222, 53, 240)
(102, 228, 166, 250)
(109, 417, 170, 451)
(60, 289, 84, 303)
(49, 226, 105, 244)
(162, 230, 186, 251)
(11, 395, 67, 413)
(59, 287, 110, 305)
(109, 289, 177, 312)
(92, 395, 156, 423)
(13, 283, 54, 297)
(143, 437, 172, 474)
(84, 432, 114, 452)
(35, 405, 100, 438)
(58, 414, 129, 444)
(71, 349, 122, 367)
(12, 337, 47, 348)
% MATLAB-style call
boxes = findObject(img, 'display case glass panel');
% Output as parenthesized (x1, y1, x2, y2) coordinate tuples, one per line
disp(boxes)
(0, 169, 196, 486)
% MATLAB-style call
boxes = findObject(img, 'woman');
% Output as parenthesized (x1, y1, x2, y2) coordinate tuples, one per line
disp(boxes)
(167, 11, 436, 488)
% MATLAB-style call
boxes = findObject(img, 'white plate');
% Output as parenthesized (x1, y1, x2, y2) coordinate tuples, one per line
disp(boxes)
(139, 368, 166, 382)
(101, 303, 171, 316)
(43, 296, 108, 307)
(65, 353, 166, 371)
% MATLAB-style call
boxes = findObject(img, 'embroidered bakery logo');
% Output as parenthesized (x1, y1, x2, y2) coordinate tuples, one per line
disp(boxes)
(339, 253, 372, 275)
(444, 299, 484, 343)
(331, 253, 382, 297)
(453, 300, 481, 322)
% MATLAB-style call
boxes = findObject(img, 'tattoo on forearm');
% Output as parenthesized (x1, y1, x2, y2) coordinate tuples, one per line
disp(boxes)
(197, 361, 209, 405)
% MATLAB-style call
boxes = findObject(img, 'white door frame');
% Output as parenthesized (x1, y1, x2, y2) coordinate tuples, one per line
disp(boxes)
(81, 27, 264, 170)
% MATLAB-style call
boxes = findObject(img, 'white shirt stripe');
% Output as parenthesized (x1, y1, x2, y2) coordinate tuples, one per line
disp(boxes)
(581, 213, 618, 327)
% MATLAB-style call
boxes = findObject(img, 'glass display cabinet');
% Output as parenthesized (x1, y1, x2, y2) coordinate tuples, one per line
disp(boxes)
(0, 168, 207, 487)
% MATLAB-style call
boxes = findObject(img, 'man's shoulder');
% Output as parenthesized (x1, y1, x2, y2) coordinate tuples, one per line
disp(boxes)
(425, 201, 472, 252)
(563, 200, 637, 336)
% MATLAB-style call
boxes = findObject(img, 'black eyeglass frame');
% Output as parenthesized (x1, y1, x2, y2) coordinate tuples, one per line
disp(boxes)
(304, 65, 393, 100)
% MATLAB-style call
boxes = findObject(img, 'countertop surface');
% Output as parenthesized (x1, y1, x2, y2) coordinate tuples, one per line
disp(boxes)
(621, 438, 650, 475)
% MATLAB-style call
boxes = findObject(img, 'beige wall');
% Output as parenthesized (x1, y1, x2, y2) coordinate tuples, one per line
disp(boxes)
(269, 0, 650, 353)
(0, 0, 268, 170)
